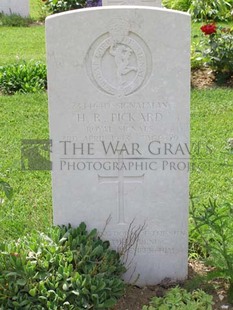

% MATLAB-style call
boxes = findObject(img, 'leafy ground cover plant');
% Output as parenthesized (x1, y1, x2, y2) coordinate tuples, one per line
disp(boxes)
(162, 0, 191, 11)
(0, 223, 126, 309)
(0, 13, 33, 27)
(31, 0, 48, 21)
(190, 199, 233, 302)
(42, 0, 87, 14)
(189, 0, 233, 22)
(199, 24, 233, 82)
(0, 61, 47, 95)
(191, 42, 205, 69)
(142, 286, 213, 310)
(0, 27, 45, 65)
(163, 0, 233, 21)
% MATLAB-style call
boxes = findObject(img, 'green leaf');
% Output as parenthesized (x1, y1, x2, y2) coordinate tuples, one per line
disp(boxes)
(63, 301, 70, 305)
(17, 279, 26, 286)
(99, 298, 117, 308)
(19, 300, 30, 306)
(91, 245, 103, 257)
(79, 222, 86, 232)
(0, 180, 13, 199)
(29, 288, 37, 297)
(88, 228, 97, 239)
(62, 283, 69, 291)
(71, 290, 80, 296)
(59, 237, 68, 244)
(5, 272, 18, 277)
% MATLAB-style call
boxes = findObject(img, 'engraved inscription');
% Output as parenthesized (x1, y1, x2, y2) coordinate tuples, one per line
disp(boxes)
(72, 99, 171, 141)
(105, 230, 187, 254)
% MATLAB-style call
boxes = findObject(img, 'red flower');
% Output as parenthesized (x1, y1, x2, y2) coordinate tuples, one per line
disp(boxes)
(200, 24, 217, 35)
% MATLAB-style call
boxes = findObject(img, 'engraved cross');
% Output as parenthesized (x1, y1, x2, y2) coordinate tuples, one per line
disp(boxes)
(98, 156, 144, 225)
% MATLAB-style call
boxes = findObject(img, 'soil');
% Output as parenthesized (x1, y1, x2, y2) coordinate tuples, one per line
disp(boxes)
(191, 68, 233, 89)
(191, 68, 216, 89)
(30, 21, 45, 27)
(113, 260, 233, 310)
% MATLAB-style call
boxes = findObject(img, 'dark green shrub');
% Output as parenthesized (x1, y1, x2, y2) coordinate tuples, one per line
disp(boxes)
(0, 223, 126, 309)
(189, 0, 233, 22)
(191, 43, 205, 70)
(0, 13, 33, 27)
(142, 286, 213, 309)
(190, 199, 233, 302)
(162, 0, 191, 11)
(200, 25, 233, 82)
(0, 61, 47, 95)
(163, 0, 233, 20)
(43, 0, 86, 14)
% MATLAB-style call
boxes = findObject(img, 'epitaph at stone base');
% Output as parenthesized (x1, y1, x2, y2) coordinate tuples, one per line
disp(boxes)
(46, 7, 190, 285)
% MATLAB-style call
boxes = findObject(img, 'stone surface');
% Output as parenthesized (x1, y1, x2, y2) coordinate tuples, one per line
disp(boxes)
(0, 0, 29, 17)
(102, 0, 161, 7)
(46, 7, 190, 286)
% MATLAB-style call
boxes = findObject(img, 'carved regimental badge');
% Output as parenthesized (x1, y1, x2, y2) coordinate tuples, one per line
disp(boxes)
(86, 19, 152, 96)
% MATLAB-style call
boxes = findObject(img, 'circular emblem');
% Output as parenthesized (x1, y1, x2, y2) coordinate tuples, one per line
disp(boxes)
(86, 19, 152, 97)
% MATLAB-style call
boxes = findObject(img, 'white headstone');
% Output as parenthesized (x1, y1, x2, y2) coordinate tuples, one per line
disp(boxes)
(0, 0, 29, 17)
(46, 6, 190, 286)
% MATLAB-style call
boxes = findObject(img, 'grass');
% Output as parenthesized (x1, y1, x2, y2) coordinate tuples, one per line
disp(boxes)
(0, 13, 232, 246)
(190, 89, 233, 204)
(0, 1, 46, 66)
(0, 0, 46, 26)
(0, 13, 34, 27)
(0, 26, 45, 65)
(0, 18, 214, 67)
(30, 0, 47, 21)
(0, 10, 232, 310)
(0, 89, 232, 243)
(0, 93, 52, 242)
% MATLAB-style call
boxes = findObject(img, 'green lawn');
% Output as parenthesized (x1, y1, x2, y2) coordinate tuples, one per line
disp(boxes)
(190, 89, 233, 204)
(0, 93, 52, 242)
(0, 26, 45, 65)
(0, 9, 233, 310)
(0, 22, 209, 66)
(0, 0, 45, 66)
(0, 89, 232, 242)
(0, 16, 232, 243)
